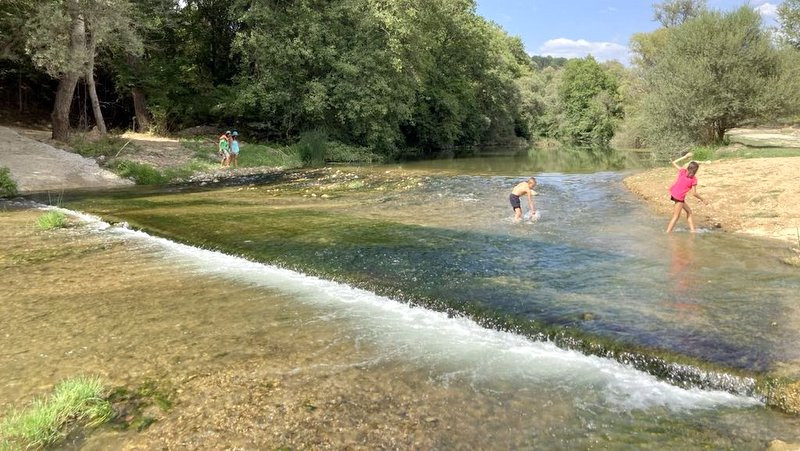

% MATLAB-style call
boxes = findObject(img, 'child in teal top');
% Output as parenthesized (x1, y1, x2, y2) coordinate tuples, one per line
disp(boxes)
(230, 131, 240, 168)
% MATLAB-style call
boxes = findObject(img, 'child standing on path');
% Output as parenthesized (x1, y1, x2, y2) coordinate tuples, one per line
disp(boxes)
(666, 152, 707, 233)
(510, 177, 537, 222)
(218, 131, 231, 167)
(230, 131, 240, 168)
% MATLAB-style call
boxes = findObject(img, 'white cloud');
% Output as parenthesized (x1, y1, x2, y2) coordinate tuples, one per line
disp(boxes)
(754, 2, 778, 20)
(537, 38, 630, 64)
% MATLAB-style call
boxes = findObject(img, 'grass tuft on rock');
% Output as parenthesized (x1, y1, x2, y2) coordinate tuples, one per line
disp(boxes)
(36, 211, 67, 230)
(0, 376, 111, 449)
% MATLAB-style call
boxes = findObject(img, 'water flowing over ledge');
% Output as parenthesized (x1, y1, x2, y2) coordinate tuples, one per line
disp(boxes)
(50, 204, 773, 412)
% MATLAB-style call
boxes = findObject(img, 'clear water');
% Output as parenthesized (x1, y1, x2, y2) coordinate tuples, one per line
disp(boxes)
(5, 152, 800, 447)
(59, 164, 800, 376)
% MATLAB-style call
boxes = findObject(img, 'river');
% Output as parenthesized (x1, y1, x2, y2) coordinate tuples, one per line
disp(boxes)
(3, 152, 799, 448)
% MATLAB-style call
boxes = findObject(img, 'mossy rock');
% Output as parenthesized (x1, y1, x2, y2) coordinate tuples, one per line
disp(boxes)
(767, 380, 800, 415)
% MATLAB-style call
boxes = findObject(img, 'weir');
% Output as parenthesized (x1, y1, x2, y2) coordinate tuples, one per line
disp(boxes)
(47, 161, 800, 411)
(4, 183, 800, 446)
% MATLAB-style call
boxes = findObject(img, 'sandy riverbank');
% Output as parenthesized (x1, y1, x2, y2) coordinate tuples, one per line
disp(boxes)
(624, 157, 800, 245)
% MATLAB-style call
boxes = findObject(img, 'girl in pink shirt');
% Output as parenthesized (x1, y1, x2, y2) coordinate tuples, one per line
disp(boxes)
(666, 152, 707, 233)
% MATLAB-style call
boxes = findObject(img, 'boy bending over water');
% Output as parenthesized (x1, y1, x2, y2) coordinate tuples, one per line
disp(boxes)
(666, 152, 707, 233)
(510, 177, 537, 222)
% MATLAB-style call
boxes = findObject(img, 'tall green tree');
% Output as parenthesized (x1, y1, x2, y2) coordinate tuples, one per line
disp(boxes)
(233, 0, 535, 154)
(27, 0, 141, 140)
(556, 56, 621, 147)
(634, 7, 792, 145)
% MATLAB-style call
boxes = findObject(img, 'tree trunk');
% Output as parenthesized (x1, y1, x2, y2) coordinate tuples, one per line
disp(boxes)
(85, 73, 106, 134)
(84, 25, 106, 134)
(52, 73, 80, 141)
(51, 1, 85, 141)
(716, 121, 726, 142)
(125, 55, 151, 132)
(132, 87, 151, 132)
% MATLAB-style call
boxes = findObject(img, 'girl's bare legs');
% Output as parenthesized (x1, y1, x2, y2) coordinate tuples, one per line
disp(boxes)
(683, 202, 696, 232)
(666, 202, 683, 233)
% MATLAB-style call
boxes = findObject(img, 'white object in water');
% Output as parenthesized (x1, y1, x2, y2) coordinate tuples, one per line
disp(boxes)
(524, 211, 542, 222)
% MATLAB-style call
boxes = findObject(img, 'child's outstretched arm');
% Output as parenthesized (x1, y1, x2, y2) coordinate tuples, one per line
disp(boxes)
(528, 191, 535, 213)
(690, 186, 706, 204)
(671, 151, 693, 170)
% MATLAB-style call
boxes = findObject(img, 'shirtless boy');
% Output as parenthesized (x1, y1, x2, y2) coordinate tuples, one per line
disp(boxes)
(510, 177, 537, 221)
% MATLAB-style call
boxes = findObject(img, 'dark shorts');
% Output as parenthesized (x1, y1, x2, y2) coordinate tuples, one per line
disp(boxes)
(670, 195, 684, 203)
(510, 193, 521, 210)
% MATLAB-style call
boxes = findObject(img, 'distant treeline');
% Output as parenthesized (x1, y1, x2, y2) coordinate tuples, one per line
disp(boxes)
(2, 0, 800, 159)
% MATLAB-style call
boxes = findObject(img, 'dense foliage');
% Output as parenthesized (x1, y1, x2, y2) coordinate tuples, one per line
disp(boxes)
(623, 5, 800, 155)
(2, 0, 800, 159)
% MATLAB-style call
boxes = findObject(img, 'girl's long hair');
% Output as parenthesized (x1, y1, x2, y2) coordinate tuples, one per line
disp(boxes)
(687, 161, 699, 177)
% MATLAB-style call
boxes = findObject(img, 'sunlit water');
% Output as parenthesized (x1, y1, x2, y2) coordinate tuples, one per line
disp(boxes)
(4, 153, 800, 447)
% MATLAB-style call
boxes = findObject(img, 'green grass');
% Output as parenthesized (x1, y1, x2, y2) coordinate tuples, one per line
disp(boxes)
(162, 160, 217, 180)
(36, 211, 67, 230)
(716, 147, 800, 159)
(238, 143, 302, 168)
(179, 138, 219, 159)
(180, 135, 383, 168)
(0, 167, 17, 198)
(0, 376, 111, 449)
(115, 160, 167, 185)
(180, 138, 303, 168)
(69, 135, 137, 158)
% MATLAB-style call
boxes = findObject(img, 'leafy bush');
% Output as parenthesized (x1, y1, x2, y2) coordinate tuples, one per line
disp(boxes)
(36, 211, 67, 230)
(0, 376, 111, 449)
(295, 130, 327, 167)
(0, 167, 18, 197)
(115, 160, 167, 185)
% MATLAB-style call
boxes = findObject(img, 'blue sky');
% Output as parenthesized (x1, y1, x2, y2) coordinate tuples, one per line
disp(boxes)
(475, 0, 782, 64)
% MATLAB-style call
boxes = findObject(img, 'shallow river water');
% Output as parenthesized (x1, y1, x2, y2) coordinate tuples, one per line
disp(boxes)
(4, 154, 800, 448)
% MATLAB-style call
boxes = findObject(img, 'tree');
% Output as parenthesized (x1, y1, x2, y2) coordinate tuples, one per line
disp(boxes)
(653, 0, 707, 28)
(26, 0, 141, 140)
(233, 0, 535, 154)
(556, 56, 621, 147)
(634, 7, 792, 145)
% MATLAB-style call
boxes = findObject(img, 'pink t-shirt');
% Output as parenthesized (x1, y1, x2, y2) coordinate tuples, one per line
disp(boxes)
(669, 168, 697, 201)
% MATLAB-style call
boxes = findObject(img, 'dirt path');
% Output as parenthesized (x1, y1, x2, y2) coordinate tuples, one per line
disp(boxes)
(0, 126, 132, 193)
(624, 157, 800, 244)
